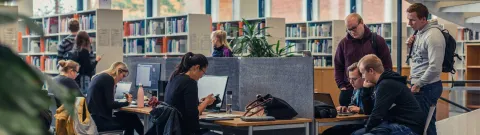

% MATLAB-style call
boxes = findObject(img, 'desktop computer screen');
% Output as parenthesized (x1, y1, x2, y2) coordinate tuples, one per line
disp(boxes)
(136, 63, 161, 91)
(197, 75, 229, 108)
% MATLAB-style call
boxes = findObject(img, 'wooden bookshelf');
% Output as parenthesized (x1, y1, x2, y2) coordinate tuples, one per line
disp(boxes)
(212, 17, 286, 56)
(366, 22, 407, 67)
(122, 14, 212, 57)
(285, 20, 345, 68)
(18, 9, 123, 74)
(466, 43, 480, 110)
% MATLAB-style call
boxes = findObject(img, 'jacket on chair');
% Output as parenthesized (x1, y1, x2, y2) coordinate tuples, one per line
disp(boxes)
(146, 102, 182, 135)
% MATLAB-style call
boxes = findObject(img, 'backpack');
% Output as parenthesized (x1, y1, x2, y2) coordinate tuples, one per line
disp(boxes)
(371, 32, 379, 55)
(314, 100, 337, 118)
(407, 28, 461, 74)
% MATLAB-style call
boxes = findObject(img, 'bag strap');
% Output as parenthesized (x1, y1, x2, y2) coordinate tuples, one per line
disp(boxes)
(406, 30, 419, 64)
(371, 32, 378, 55)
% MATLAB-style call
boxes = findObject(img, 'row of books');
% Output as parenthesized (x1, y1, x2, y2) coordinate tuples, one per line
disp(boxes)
(43, 17, 59, 34)
(147, 20, 165, 35)
(285, 41, 306, 53)
(368, 24, 391, 38)
(124, 39, 145, 54)
(167, 39, 187, 53)
(44, 39, 58, 52)
(79, 14, 96, 31)
(124, 38, 188, 54)
(309, 23, 331, 37)
(28, 40, 41, 53)
(145, 38, 163, 53)
(59, 17, 74, 33)
(310, 39, 332, 54)
(166, 18, 188, 34)
(25, 56, 58, 72)
(286, 24, 307, 38)
(124, 21, 145, 36)
(214, 22, 240, 37)
(44, 56, 59, 72)
(457, 28, 480, 41)
(314, 56, 332, 67)
(28, 56, 41, 69)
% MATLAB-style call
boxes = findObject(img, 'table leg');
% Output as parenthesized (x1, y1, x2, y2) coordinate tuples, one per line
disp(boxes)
(144, 114, 149, 133)
(248, 126, 253, 135)
(305, 123, 309, 135)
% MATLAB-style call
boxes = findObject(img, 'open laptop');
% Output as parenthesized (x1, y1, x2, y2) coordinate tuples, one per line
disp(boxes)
(314, 93, 354, 116)
(197, 75, 241, 118)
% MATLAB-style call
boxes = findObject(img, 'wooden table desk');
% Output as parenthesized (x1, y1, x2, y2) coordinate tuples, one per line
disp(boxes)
(120, 107, 311, 135)
(315, 114, 369, 135)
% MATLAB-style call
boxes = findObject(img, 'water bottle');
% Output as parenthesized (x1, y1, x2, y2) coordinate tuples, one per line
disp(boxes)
(137, 84, 145, 108)
(226, 91, 233, 114)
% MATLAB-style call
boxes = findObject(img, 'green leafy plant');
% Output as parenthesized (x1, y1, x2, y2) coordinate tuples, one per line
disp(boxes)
(0, 1, 76, 135)
(230, 19, 294, 57)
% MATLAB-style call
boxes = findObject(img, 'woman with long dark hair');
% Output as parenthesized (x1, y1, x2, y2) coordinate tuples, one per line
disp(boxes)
(70, 31, 101, 94)
(164, 52, 218, 135)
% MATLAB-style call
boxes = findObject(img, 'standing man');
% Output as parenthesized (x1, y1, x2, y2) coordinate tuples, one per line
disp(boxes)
(58, 20, 99, 62)
(406, 3, 445, 135)
(335, 13, 393, 106)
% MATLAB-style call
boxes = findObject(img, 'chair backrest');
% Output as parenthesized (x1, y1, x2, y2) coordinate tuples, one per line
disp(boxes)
(424, 105, 436, 135)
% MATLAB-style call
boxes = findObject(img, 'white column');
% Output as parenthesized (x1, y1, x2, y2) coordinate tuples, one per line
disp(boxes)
(211, 0, 219, 22)
(265, 0, 271, 17)
(302, 0, 307, 21)
(331, 0, 339, 19)
(345, 0, 350, 17)
(356, 0, 362, 16)
(233, 0, 240, 20)
(312, 0, 319, 21)
(384, 0, 396, 22)
(233, 0, 258, 20)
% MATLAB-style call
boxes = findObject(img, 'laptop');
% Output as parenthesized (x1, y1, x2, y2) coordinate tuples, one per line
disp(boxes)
(314, 93, 354, 116)
(114, 82, 132, 101)
(197, 75, 241, 118)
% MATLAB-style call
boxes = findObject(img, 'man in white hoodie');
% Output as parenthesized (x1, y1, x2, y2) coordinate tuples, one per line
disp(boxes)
(406, 3, 445, 135)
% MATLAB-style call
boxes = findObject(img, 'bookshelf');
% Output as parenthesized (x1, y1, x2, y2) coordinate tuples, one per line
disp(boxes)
(122, 14, 212, 57)
(366, 22, 407, 67)
(285, 20, 345, 67)
(465, 43, 480, 109)
(18, 9, 123, 74)
(212, 17, 286, 56)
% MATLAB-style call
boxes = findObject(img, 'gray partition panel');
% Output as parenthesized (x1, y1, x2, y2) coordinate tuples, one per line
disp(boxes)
(238, 57, 314, 119)
(123, 57, 166, 97)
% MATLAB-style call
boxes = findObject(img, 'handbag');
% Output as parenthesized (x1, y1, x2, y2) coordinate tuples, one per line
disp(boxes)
(243, 94, 298, 119)
(314, 100, 337, 118)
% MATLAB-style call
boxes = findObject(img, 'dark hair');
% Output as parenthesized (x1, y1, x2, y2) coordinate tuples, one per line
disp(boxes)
(347, 62, 361, 77)
(407, 3, 429, 20)
(170, 52, 208, 80)
(75, 31, 91, 52)
(68, 20, 80, 32)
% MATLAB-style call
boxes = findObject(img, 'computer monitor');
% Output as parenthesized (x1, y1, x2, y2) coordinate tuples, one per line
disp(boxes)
(136, 63, 161, 91)
(197, 75, 229, 108)
(115, 82, 132, 99)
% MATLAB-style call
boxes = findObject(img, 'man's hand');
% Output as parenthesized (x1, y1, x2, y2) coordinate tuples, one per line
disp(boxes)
(340, 87, 347, 91)
(96, 55, 102, 62)
(336, 106, 347, 112)
(348, 106, 361, 113)
(411, 85, 420, 93)
(407, 35, 415, 48)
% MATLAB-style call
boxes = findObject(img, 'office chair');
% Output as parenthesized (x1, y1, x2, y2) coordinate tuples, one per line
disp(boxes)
(423, 105, 436, 135)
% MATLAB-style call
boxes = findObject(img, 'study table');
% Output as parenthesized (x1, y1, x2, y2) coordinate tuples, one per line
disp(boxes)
(120, 107, 311, 135)
(315, 114, 369, 134)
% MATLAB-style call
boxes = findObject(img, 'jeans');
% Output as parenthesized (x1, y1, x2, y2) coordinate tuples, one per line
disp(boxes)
(352, 121, 417, 135)
(92, 111, 144, 135)
(340, 89, 354, 106)
(417, 81, 443, 135)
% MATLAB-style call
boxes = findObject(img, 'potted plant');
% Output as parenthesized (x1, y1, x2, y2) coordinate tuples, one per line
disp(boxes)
(0, 2, 76, 134)
(230, 19, 294, 57)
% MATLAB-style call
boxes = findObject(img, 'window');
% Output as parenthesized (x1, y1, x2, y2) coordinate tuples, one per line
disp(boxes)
(33, 0, 56, 17)
(112, 0, 145, 19)
(219, 0, 233, 21)
(318, 0, 346, 21)
(271, 0, 302, 22)
(361, 0, 384, 23)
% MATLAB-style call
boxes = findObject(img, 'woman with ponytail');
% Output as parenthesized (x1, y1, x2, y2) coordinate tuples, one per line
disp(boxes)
(86, 62, 143, 135)
(211, 30, 233, 57)
(165, 52, 218, 135)
(70, 31, 102, 95)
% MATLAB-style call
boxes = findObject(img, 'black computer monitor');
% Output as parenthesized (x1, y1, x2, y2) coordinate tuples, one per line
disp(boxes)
(135, 63, 161, 91)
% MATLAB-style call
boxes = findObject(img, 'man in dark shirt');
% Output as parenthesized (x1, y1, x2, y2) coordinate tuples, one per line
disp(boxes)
(334, 13, 393, 106)
(353, 54, 425, 135)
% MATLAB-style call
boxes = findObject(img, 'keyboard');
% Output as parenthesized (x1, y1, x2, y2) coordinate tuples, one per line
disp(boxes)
(206, 113, 242, 118)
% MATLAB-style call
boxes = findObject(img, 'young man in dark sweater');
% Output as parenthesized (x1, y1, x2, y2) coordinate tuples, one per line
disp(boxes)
(353, 54, 425, 135)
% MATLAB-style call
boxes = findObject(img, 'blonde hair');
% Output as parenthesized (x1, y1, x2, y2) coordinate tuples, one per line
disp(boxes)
(211, 30, 231, 49)
(346, 13, 364, 24)
(58, 60, 79, 73)
(94, 62, 129, 79)
(358, 54, 384, 73)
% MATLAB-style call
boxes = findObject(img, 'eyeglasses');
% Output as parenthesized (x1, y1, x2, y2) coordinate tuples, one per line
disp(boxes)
(119, 69, 129, 77)
(71, 69, 79, 76)
(346, 23, 361, 33)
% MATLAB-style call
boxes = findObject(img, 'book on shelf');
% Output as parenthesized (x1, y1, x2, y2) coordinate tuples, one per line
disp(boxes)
(214, 22, 240, 37)
(166, 17, 187, 34)
(458, 28, 480, 41)
(286, 41, 306, 53)
(309, 23, 331, 37)
(44, 56, 58, 72)
(383, 24, 391, 38)
(125, 39, 145, 54)
(145, 38, 164, 53)
(314, 56, 332, 67)
(45, 39, 58, 53)
(29, 40, 41, 53)
(79, 14, 96, 31)
(126, 21, 145, 36)
(286, 24, 306, 38)
(147, 20, 165, 35)
(310, 39, 332, 54)
(44, 17, 59, 34)
(167, 39, 187, 53)
(27, 56, 41, 69)
(60, 17, 74, 33)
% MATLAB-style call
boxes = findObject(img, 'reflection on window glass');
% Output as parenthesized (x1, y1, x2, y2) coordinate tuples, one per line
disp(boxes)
(112, 0, 145, 19)
(271, 0, 302, 22)
(318, 0, 346, 21)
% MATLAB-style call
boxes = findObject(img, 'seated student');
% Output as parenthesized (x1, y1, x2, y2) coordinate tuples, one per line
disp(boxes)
(353, 54, 425, 135)
(52, 60, 84, 107)
(86, 62, 143, 135)
(322, 62, 374, 135)
(211, 30, 233, 57)
(164, 52, 219, 135)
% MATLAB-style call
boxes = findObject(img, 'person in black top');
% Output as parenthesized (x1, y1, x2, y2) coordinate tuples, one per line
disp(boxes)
(86, 62, 143, 135)
(70, 31, 102, 94)
(164, 52, 218, 135)
(52, 60, 83, 108)
(353, 54, 425, 135)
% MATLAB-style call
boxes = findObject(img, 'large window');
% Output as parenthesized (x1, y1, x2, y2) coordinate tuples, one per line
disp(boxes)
(112, 0, 145, 19)
(219, 0, 233, 21)
(33, 0, 76, 17)
(318, 0, 346, 21)
(271, 0, 302, 22)
(361, 0, 384, 23)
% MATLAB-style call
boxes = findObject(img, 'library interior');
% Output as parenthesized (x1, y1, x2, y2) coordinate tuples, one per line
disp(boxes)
(2, 0, 480, 135)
